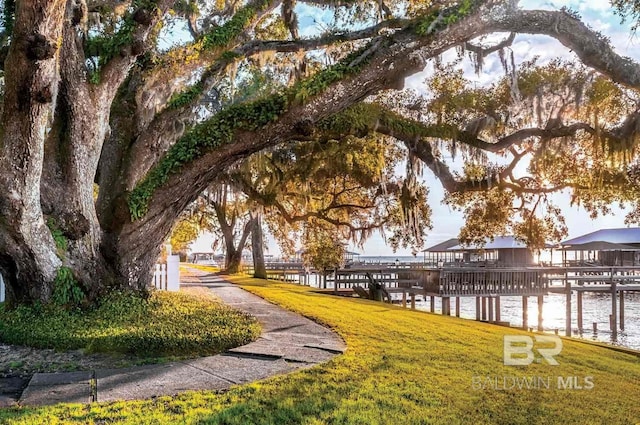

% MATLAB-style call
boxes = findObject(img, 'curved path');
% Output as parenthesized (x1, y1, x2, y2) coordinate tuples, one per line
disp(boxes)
(16, 269, 346, 406)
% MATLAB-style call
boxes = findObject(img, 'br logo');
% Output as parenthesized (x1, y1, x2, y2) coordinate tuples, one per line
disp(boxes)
(503, 335, 563, 366)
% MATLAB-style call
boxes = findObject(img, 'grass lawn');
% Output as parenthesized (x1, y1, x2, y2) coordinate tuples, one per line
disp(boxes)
(1, 273, 640, 424)
(0, 290, 260, 358)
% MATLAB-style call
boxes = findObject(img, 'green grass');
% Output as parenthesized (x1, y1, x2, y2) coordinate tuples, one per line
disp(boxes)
(187, 263, 221, 273)
(0, 290, 260, 357)
(1, 274, 640, 424)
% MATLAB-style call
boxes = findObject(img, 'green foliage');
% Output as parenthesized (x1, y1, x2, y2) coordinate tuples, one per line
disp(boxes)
(128, 44, 374, 220)
(167, 82, 204, 109)
(219, 50, 242, 62)
(201, 3, 264, 49)
(85, 20, 137, 83)
(301, 224, 346, 271)
(128, 95, 287, 220)
(0, 291, 260, 357)
(255, 16, 289, 40)
(51, 267, 85, 308)
(84, 0, 162, 82)
(170, 216, 201, 251)
(173, 0, 199, 15)
(290, 45, 373, 103)
(318, 102, 447, 140)
(46, 218, 67, 255)
(415, 0, 475, 36)
(2, 0, 15, 37)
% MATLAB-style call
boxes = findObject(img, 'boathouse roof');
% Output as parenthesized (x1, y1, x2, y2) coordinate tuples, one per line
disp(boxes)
(422, 238, 460, 252)
(561, 228, 640, 248)
(447, 236, 529, 251)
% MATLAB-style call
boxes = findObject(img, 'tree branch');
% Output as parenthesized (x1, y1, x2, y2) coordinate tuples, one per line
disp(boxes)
(464, 32, 515, 58)
(97, 0, 174, 100)
(120, 1, 640, 247)
(489, 9, 640, 90)
(137, 0, 281, 107)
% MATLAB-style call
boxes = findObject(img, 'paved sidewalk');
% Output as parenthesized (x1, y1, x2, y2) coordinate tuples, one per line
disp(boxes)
(13, 270, 345, 407)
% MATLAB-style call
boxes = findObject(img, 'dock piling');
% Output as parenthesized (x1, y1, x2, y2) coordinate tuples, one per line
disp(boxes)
(488, 296, 494, 323)
(537, 295, 544, 332)
(444, 297, 451, 316)
(577, 291, 583, 333)
(620, 290, 625, 331)
(481, 297, 487, 321)
(522, 296, 528, 330)
(565, 280, 572, 337)
(611, 279, 618, 339)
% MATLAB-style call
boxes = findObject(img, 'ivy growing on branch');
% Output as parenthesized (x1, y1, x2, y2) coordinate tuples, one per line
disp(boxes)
(415, 0, 475, 36)
(128, 0, 493, 221)
(128, 44, 374, 220)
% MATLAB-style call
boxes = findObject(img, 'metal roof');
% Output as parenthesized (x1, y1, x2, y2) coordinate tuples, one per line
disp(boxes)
(447, 236, 530, 251)
(558, 241, 639, 251)
(561, 228, 640, 246)
(422, 238, 460, 252)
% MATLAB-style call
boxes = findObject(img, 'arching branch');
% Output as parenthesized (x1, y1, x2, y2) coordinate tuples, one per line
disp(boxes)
(120, 1, 640, 250)
(464, 32, 515, 58)
(489, 9, 640, 90)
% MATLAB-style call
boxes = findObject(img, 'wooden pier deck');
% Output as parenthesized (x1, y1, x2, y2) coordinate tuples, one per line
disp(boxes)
(240, 261, 640, 340)
(325, 265, 640, 339)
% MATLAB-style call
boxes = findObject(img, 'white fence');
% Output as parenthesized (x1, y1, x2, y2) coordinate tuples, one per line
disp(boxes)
(0, 259, 178, 304)
(152, 254, 180, 291)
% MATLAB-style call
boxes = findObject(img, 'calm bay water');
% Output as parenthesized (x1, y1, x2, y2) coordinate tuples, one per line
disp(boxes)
(338, 256, 640, 350)
(413, 292, 640, 350)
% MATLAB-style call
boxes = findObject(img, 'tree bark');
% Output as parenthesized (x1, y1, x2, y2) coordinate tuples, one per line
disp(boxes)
(251, 211, 267, 279)
(224, 219, 252, 274)
(0, 0, 67, 305)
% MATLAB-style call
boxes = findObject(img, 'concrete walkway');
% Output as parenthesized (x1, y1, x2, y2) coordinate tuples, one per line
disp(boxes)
(12, 270, 346, 407)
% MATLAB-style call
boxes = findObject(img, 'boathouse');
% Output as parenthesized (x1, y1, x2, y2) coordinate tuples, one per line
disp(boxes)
(445, 236, 538, 266)
(560, 228, 640, 266)
(422, 238, 462, 265)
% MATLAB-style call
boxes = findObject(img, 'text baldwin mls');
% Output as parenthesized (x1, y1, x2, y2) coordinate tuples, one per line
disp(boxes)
(472, 375, 594, 391)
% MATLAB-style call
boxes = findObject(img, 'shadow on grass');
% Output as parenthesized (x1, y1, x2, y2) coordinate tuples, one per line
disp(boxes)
(5, 274, 640, 424)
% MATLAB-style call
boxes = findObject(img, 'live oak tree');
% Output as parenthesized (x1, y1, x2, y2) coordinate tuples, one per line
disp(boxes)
(1, 0, 640, 306)
(185, 134, 429, 275)
(229, 135, 431, 256)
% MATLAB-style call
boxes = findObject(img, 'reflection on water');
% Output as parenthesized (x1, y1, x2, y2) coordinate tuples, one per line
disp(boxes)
(414, 292, 640, 350)
(299, 255, 640, 351)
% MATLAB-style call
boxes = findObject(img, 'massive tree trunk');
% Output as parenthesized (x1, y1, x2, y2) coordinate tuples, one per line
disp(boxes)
(0, 0, 66, 305)
(0, 0, 168, 306)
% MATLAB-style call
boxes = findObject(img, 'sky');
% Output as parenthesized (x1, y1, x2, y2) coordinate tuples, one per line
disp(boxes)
(190, 0, 640, 257)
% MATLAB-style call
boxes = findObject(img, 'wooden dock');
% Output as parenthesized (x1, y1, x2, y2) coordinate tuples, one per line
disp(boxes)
(240, 261, 640, 340)
(324, 265, 640, 339)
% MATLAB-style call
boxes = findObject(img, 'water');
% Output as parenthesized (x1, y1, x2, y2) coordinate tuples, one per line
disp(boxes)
(413, 292, 640, 350)
(336, 256, 640, 350)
